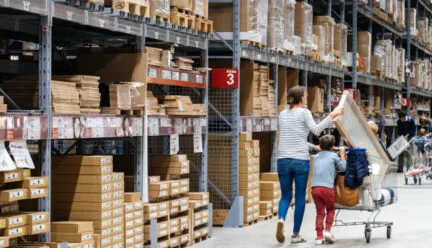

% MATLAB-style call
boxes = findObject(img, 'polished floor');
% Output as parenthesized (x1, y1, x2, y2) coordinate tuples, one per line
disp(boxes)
(196, 175, 432, 248)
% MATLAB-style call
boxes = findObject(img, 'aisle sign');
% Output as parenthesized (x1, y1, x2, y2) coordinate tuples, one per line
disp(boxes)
(212, 68, 239, 88)
(170, 134, 179, 155)
(401, 98, 411, 107)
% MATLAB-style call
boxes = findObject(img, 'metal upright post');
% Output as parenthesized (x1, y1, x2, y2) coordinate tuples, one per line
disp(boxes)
(340, 1, 345, 24)
(352, 0, 358, 89)
(224, 0, 243, 228)
(391, 91, 396, 143)
(200, 40, 209, 192)
(271, 64, 278, 173)
(407, 0, 411, 98)
(380, 87, 385, 138)
(328, 0, 332, 16)
(38, 0, 53, 242)
(301, 70, 308, 89)
(368, 85, 373, 115)
(326, 75, 331, 113)
(135, 24, 149, 203)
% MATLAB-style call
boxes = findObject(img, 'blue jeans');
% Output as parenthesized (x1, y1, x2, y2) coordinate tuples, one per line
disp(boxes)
(277, 158, 310, 234)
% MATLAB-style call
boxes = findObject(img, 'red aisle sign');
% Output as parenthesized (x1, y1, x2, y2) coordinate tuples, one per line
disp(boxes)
(212, 68, 239, 88)
(401, 98, 411, 107)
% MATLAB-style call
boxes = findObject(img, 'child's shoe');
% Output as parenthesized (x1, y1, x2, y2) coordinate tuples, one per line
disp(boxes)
(315, 239, 324, 245)
(291, 234, 307, 243)
(324, 231, 336, 244)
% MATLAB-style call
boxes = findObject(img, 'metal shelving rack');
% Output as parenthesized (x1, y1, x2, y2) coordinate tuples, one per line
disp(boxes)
(0, 0, 210, 246)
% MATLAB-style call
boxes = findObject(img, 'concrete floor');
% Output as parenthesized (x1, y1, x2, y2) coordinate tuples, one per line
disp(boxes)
(196, 175, 432, 248)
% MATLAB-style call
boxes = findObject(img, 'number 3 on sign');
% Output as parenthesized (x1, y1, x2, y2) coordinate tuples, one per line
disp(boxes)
(227, 72, 234, 85)
(401, 98, 411, 107)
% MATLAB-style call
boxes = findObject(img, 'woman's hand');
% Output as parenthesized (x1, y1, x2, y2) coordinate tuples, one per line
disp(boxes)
(313, 145, 321, 152)
(329, 106, 344, 120)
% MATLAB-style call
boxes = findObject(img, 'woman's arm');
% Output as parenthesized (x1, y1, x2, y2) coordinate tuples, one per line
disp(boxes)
(303, 110, 333, 136)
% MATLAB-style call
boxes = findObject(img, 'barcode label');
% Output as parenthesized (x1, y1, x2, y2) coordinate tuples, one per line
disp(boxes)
(83, 234, 92, 241)
(102, 166, 110, 173)
(33, 224, 46, 231)
(10, 190, 24, 198)
(9, 217, 23, 225)
(30, 179, 44, 186)
(32, 214, 45, 221)
(6, 173, 19, 180)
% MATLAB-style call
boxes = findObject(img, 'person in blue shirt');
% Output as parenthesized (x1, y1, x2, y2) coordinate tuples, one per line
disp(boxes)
(397, 111, 416, 172)
(311, 135, 346, 245)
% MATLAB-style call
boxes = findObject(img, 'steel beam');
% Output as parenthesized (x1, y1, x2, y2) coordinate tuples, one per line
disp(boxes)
(352, 0, 358, 89)
(200, 39, 209, 192)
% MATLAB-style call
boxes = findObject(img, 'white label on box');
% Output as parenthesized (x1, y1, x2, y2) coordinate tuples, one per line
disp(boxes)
(9, 227, 23, 235)
(114, 234, 122, 242)
(83, 234, 92, 241)
(160, 222, 168, 229)
(135, 234, 143, 241)
(181, 168, 188, 174)
(10, 190, 24, 199)
(101, 166, 111, 173)
(113, 199, 123, 207)
(84, 245, 93, 248)
(102, 210, 111, 218)
(113, 217, 122, 224)
(181, 236, 188, 242)
(160, 230, 168, 236)
(160, 184, 168, 190)
(113, 182, 122, 190)
(172, 188, 179, 195)
(171, 208, 178, 214)
(113, 226, 122, 233)
(102, 175, 111, 182)
(33, 224, 46, 232)
(101, 229, 111, 236)
(180, 205, 188, 211)
(102, 184, 112, 191)
(170, 134, 179, 155)
(5, 172, 19, 180)
(172, 71, 180, 80)
(171, 200, 179, 207)
(114, 191, 122, 198)
(134, 211, 143, 217)
(171, 226, 179, 233)
(9, 217, 23, 225)
(32, 214, 45, 222)
(149, 213, 157, 218)
(148, 68, 157, 78)
(181, 186, 188, 193)
(126, 213, 134, 219)
(102, 219, 112, 227)
(30, 179, 44, 186)
(135, 226, 143, 233)
(160, 202, 168, 209)
(126, 237, 134, 244)
(102, 237, 112, 245)
(181, 73, 188, 81)
(135, 218, 143, 225)
(149, 205, 157, 211)
(126, 220, 134, 227)
(202, 217, 208, 223)
(31, 188, 45, 196)
(127, 229, 134, 236)
(162, 70, 171, 79)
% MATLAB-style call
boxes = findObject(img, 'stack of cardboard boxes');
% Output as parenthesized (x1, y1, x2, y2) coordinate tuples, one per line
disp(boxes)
(313, 16, 335, 62)
(411, 59, 432, 90)
(295, 1, 313, 56)
(146, 90, 166, 115)
(145, 46, 170, 68)
(52, 155, 125, 248)
(148, 155, 191, 179)
(260, 173, 281, 215)
(124, 193, 144, 248)
(0, 169, 49, 242)
(51, 221, 95, 247)
(160, 96, 206, 116)
(51, 80, 81, 114)
(307, 86, 325, 114)
(173, 57, 194, 71)
(371, 39, 405, 83)
(187, 192, 209, 245)
(239, 132, 260, 224)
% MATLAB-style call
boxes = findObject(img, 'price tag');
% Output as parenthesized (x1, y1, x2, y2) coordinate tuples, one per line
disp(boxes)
(115, 127, 124, 137)
(170, 134, 179, 155)
(193, 133, 203, 153)
(98, 18, 105, 28)
(23, 1, 30, 11)
(195, 41, 199, 48)
(242, 50, 248, 57)
(66, 11, 73, 21)
(257, 53, 263, 60)
(161, 70, 171, 79)
(264, 118, 270, 125)
(181, 73, 188, 81)
(196, 75, 203, 83)
(148, 68, 157, 78)
(176, 37, 180, 43)
(172, 71, 180, 80)
(246, 119, 252, 132)
(154, 32, 160, 39)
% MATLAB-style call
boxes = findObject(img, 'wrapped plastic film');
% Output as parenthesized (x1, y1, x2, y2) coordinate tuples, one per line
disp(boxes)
(397, 48, 405, 83)
(267, 0, 284, 50)
(408, 8, 417, 36)
(313, 25, 325, 56)
(335, 24, 347, 65)
(314, 16, 335, 62)
(193, 0, 205, 17)
(418, 18, 429, 43)
(293, 36, 302, 56)
(295, 2, 313, 56)
(358, 31, 372, 73)
(397, 0, 405, 28)
(150, 0, 170, 18)
(374, 40, 392, 78)
(283, 0, 296, 51)
(259, 0, 269, 46)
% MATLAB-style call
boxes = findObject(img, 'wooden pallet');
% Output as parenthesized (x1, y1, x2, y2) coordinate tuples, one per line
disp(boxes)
(108, 0, 150, 17)
(284, 49, 293, 55)
(373, 8, 390, 22)
(194, 234, 209, 244)
(151, 14, 170, 23)
(243, 219, 258, 226)
(100, 107, 144, 116)
(194, 16, 213, 33)
(241, 40, 265, 48)
(312, 51, 323, 62)
(333, 58, 343, 67)
(171, 6, 193, 15)
(258, 214, 273, 221)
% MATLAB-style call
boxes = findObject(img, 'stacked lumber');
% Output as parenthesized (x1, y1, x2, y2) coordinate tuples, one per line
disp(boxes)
(53, 75, 101, 114)
(1, 76, 39, 109)
(109, 84, 132, 110)
(52, 80, 80, 114)
(147, 90, 166, 115)
(145, 46, 170, 67)
(260, 173, 281, 215)
(174, 57, 194, 71)
(160, 95, 206, 116)
(0, 96, 7, 113)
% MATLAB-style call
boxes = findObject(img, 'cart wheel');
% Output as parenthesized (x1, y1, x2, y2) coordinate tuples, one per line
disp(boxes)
(405, 176, 408, 185)
(387, 226, 391, 239)
(419, 177, 422, 185)
(365, 228, 372, 243)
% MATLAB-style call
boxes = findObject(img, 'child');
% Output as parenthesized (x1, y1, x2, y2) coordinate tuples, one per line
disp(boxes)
(312, 135, 346, 245)
(367, 121, 387, 152)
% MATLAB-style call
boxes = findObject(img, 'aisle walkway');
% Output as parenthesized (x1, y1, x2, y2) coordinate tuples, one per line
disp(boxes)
(196, 176, 432, 248)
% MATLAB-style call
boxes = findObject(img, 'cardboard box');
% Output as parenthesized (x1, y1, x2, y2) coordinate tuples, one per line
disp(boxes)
(1, 226, 27, 238)
(20, 177, 48, 188)
(260, 173, 279, 181)
(51, 231, 93, 243)
(0, 169, 23, 184)
(52, 174, 112, 185)
(27, 222, 50, 235)
(52, 155, 113, 166)
(4, 214, 27, 228)
(78, 53, 148, 84)
(307, 86, 324, 113)
(23, 212, 49, 225)
(358, 31, 371, 72)
(53, 201, 114, 212)
(149, 166, 190, 176)
(52, 221, 94, 233)
(125, 193, 141, 203)
(0, 188, 28, 202)
(112, 172, 124, 183)
(53, 192, 112, 203)
(0, 237, 8, 248)
(53, 183, 112, 193)
(313, 16, 335, 58)
(53, 165, 113, 175)
(260, 181, 280, 191)
(240, 132, 252, 141)
(28, 188, 48, 199)
(148, 176, 160, 183)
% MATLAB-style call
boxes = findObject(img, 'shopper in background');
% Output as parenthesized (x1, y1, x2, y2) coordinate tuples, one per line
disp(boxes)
(419, 116, 432, 132)
(396, 111, 416, 173)
(368, 121, 387, 153)
(312, 135, 346, 245)
(276, 86, 344, 244)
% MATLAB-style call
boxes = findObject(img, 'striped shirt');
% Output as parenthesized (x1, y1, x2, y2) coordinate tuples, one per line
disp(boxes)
(278, 108, 333, 160)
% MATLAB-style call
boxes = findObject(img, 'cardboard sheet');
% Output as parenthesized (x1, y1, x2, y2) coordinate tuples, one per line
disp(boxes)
(335, 92, 391, 166)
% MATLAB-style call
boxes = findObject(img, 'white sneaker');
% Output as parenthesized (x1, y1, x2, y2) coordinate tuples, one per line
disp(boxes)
(324, 231, 336, 244)
(276, 220, 285, 243)
(291, 235, 307, 243)
(315, 239, 324, 245)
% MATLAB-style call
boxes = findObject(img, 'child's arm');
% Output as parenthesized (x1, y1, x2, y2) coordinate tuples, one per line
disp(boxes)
(336, 147, 347, 172)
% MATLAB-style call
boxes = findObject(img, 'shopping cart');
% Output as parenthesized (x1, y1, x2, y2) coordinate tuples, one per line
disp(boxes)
(334, 153, 397, 243)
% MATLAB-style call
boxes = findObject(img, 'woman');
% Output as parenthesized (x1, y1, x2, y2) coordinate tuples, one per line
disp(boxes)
(276, 86, 344, 243)
(419, 116, 432, 133)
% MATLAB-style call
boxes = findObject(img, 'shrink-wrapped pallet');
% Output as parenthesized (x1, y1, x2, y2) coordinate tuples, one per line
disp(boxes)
(408, 8, 417, 36)
(295, 1, 313, 56)
(312, 25, 325, 56)
(267, 0, 284, 51)
(397, 0, 405, 28)
(313, 16, 335, 62)
(335, 24, 347, 65)
(150, 0, 170, 18)
(358, 31, 371, 73)
(283, 0, 296, 51)
(374, 40, 392, 78)
(397, 48, 405, 83)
